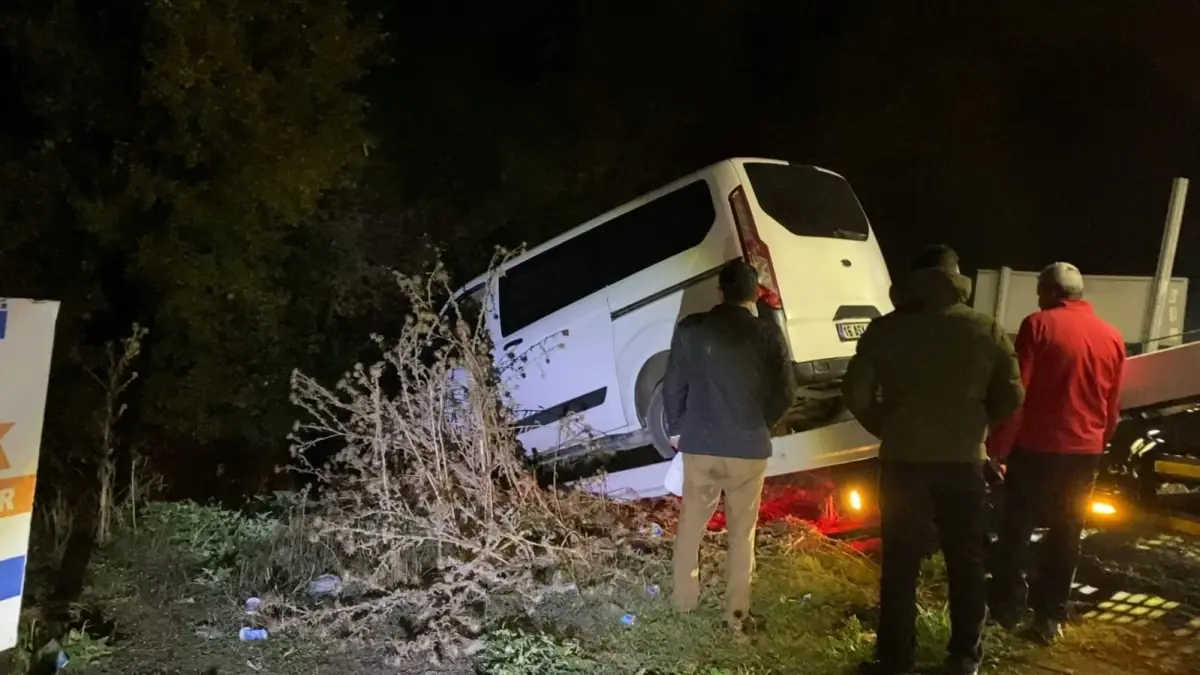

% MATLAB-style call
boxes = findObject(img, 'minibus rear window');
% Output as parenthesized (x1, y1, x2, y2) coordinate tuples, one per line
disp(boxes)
(744, 163, 870, 241)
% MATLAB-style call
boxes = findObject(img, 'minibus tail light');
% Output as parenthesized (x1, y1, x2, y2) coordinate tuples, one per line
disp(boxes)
(730, 186, 783, 310)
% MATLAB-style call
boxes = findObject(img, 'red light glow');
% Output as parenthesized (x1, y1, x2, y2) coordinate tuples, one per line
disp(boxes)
(703, 482, 875, 535)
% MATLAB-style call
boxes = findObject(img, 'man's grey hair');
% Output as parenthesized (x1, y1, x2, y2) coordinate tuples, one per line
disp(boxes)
(1039, 262, 1085, 298)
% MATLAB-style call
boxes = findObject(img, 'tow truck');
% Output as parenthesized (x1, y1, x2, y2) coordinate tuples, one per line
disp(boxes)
(1092, 336, 1200, 534)
(575, 327, 1200, 535)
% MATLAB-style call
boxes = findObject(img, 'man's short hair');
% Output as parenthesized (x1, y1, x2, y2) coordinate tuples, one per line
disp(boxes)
(1039, 262, 1085, 298)
(910, 244, 960, 273)
(719, 259, 760, 304)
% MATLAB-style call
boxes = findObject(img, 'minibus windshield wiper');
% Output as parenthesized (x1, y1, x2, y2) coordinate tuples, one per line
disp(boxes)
(829, 228, 868, 241)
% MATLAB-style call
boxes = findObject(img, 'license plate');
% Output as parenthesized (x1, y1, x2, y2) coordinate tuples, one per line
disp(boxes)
(836, 321, 870, 341)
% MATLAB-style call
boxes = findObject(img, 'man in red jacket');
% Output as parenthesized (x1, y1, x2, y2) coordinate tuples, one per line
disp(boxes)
(987, 262, 1126, 644)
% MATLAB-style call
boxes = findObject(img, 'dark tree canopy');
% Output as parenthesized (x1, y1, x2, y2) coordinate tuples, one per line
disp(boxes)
(1, 0, 383, 492)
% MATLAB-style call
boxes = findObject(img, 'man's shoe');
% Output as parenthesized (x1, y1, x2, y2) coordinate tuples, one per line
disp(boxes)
(726, 611, 763, 639)
(989, 606, 1021, 632)
(1027, 617, 1064, 646)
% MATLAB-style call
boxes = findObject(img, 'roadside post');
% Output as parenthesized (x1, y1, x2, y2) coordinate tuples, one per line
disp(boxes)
(1142, 177, 1189, 352)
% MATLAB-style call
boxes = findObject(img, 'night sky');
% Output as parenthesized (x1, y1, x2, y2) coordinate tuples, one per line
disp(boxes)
(376, 1, 1200, 327)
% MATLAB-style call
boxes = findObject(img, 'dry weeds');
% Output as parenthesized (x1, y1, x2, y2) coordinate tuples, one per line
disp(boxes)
(285, 260, 646, 663)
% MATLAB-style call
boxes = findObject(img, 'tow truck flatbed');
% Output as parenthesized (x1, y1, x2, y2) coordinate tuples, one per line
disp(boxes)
(577, 336, 1200, 503)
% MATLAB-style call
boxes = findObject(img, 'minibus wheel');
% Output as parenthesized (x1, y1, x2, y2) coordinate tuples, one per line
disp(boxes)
(646, 382, 676, 460)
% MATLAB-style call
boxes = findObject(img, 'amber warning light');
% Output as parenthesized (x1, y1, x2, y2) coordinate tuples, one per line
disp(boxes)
(846, 488, 865, 513)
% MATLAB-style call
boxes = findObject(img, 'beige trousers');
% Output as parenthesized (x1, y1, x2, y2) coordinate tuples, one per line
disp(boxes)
(672, 453, 768, 623)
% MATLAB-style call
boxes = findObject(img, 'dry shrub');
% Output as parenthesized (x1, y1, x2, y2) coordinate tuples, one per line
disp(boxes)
(287, 261, 640, 662)
(110, 453, 165, 536)
(32, 491, 75, 563)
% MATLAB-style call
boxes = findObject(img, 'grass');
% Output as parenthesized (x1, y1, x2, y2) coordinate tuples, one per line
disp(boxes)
(13, 501, 1195, 675)
(579, 523, 882, 673)
(485, 519, 1188, 675)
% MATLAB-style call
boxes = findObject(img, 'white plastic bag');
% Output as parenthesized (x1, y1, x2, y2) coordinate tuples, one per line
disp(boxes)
(664, 451, 684, 497)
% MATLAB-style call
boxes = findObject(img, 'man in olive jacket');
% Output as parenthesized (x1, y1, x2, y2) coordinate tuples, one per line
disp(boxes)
(842, 245, 1024, 675)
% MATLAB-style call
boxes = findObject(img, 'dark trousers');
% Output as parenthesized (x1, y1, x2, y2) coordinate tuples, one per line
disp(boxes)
(990, 449, 1100, 622)
(878, 461, 988, 670)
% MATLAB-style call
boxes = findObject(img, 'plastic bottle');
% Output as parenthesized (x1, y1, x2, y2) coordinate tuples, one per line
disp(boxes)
(239, 627, 269, 641)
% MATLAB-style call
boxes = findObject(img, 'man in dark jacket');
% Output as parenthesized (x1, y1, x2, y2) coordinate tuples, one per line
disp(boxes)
(987, 262, 1126, 645)
(664, 259, 797, 635)
(842, 245, 1024, 675)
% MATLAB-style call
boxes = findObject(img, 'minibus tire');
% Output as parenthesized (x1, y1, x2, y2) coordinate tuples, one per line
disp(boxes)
(646, 383, 676, 460)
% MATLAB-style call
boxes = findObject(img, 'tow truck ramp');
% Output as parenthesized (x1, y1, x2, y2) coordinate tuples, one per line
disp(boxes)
(572, 420, 879, 501)
(1120, 340, 1200, 414)
(575, 338, 1200, 502)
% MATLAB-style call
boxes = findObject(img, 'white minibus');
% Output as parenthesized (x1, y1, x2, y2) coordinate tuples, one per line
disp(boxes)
(456, 158, 893, 461)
